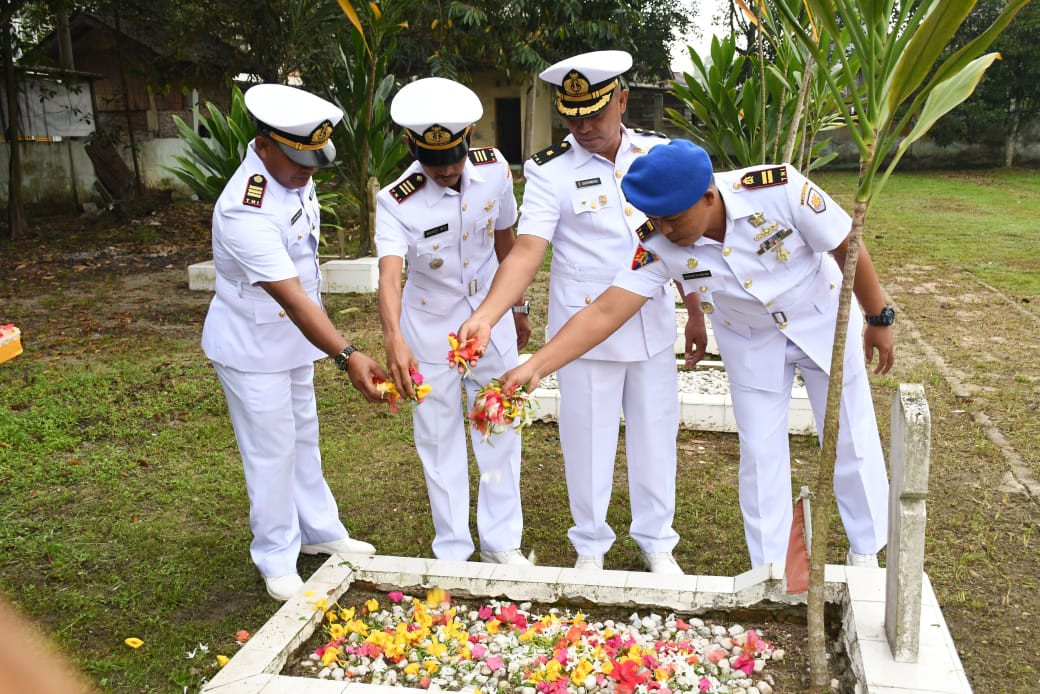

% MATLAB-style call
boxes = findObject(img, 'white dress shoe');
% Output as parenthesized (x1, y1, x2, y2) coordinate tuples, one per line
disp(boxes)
(264, 573, 304, 601)
(480, 549, 534, 566)
(301, 534, 376, 556)
(574, 554, 604, 570)
(641, 551, 684, 575)
(846, 551, 879, 568)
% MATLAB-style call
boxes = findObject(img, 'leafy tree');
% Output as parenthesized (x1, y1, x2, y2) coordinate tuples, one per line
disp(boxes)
(928, 0, 1040, 166)
(770, 0, 1030, 689)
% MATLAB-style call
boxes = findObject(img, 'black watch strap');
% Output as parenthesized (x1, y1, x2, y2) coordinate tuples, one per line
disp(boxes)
(334, 344, 359, 371)
(864, 306, 895, 327)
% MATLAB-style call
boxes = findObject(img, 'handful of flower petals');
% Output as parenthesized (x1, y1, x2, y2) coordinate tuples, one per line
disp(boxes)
(373, 367, 432, 414)
(468, 379, 537, 444)
(447, 332, 482, 375)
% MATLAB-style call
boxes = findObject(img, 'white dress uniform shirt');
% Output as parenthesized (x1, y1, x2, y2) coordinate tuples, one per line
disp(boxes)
(375, 149, 525, 560)
(201, 141, 349, 578)
(519, 127, 681, 557)
(615, 163, 890, 567)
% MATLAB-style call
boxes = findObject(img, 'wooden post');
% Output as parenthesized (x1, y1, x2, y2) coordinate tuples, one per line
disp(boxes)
(367, 176, 379, 257)
(885, 383, 932, 661)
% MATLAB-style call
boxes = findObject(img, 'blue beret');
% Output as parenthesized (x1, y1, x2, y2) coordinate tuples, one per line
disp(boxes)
(622, 139, 714, 217)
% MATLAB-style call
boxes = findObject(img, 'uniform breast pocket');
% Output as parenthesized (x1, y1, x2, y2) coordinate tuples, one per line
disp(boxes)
(416, 233, 456, 268)
(569, 189, 614, 239)
(757, 230, 807, 271)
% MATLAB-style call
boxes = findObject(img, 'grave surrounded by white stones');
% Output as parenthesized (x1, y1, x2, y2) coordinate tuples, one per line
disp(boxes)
(202, 386, 967, 694)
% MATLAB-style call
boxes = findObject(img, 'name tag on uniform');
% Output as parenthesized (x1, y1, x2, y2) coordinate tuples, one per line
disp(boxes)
(423, 224, 449, 238)
(290, 208, 303, 225)
(575, 177, 601, 188)
(683, 270, 712, 280)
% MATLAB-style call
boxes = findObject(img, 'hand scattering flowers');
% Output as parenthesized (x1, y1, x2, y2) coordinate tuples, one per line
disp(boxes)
(468, 379, 537, 444)
(373, 367, 431, 414)
(447, 332, 482, 374)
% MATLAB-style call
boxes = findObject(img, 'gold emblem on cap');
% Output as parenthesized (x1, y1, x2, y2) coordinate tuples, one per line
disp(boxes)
(564, 70, 591, 97)
(424, 125, 451, 146)
(310, 120, 333, 145)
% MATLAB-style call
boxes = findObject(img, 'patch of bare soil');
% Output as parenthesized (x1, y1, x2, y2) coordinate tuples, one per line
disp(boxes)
(881, 264, 1040, 693)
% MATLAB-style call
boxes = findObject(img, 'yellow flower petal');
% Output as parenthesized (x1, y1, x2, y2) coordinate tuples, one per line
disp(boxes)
(216, 654, 230, 667)
(124, 637, 144, 649)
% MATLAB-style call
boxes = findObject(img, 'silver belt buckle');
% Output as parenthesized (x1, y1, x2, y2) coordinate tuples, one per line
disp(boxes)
(467, 278, 479, 296)
(771, 311, 788, 325)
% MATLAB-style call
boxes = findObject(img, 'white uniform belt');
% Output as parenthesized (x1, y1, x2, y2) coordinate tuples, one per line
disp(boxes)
(216, 275, 321, 301)
(409, 269, 491, 297)
(715, 268, 833, 328)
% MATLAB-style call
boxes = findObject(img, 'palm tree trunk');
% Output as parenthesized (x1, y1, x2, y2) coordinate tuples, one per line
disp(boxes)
(807, 190, 869, 692)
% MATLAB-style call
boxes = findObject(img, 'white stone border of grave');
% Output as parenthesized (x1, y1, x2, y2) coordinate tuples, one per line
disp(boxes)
(202, 385, 966, 694)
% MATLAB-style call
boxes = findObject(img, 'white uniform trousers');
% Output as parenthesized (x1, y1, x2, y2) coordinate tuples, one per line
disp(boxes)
(213, 362, 348, 578)
(556, 346, 681, 556)
(729, 338, 890, 568)
(413, 345, 524, 561)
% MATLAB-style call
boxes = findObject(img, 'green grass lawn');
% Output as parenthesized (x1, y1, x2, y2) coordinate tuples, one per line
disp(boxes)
(1, 168, 1038, 692)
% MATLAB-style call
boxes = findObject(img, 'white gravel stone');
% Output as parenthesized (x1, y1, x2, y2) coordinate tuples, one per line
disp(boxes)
(771, 648, 786, 661)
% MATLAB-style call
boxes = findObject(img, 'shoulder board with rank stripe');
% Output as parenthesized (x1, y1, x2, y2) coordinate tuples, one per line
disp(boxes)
(630, 127, 668, 139)
(740, 165, 788, 189)
(389, 173, 426, 203)
(468, 147, 498, 165)
(530, 140, 571, 166)
(243, 173, 267, 208)
(635, 218, 656, 241)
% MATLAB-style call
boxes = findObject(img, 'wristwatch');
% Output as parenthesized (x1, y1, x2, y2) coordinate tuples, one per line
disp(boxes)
(864, 306, 895, 327)
(511, 300, 531, 315)
(334, 344, 359, 371)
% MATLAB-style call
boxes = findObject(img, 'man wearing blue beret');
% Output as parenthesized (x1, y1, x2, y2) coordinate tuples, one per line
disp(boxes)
(481, 139, 895, 570)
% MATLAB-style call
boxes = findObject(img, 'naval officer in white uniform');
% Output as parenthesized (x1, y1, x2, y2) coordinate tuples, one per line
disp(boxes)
(457, 51, 684, 575)
(492, 139, 894, 570)
(202, 84, 387, 601)
(376, 78, 532, 565)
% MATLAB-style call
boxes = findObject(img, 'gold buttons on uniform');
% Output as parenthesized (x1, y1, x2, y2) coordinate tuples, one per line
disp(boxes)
(429, 258, 443, 269)
(615, 171, 623, 179)
(701, 302, 715, 314)
(831, 283, 836, 289)
(278, 310, 286, 317)
(421, 299, 427, 305)
(433, 244, 440, 250)
(462, 203, 468, 211)
(625, 205, 633, 216)
(723, 247, 732, 256)
(732, 182, 741, 191)
(699, 285, 708, 293)
(584, 296, 592, 304)
(463, 259, 469, 267)
(463, 232, 469, 240)
(744, 279, 753, 288)
(724, 320, 731, 327)
(297, 234, 303, 239)
(778, 322, 788, 329)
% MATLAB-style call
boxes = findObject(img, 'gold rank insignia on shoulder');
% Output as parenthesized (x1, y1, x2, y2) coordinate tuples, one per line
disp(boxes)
(468, 147, 498, 165)
(630, 243, 660, 270)
(635, 219, 655, 241)
(243, 174, 267, 208)
(390, 173, 426, 203)
(531, 140, 571, 165)
(740, 165, 788, 189)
